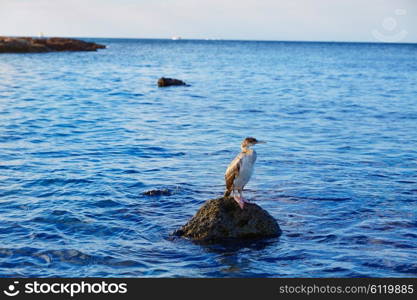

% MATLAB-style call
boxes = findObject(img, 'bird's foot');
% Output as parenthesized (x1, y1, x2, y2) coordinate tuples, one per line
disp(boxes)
(233, 195, 245, 209)
(242, 197, 251, 204)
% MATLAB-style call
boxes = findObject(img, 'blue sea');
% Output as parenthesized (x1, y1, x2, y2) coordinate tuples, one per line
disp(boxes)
(0, 39, 416, 277)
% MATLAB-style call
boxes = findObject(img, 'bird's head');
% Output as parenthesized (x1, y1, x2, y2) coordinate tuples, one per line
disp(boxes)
(241, 137, 266, 150)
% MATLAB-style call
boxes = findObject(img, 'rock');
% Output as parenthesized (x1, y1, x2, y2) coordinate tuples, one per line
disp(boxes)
(0, 37, 105, 53)
(157, 77, 187, 87)
(142, 189, 172, 196)
(173, 196, 281, 242)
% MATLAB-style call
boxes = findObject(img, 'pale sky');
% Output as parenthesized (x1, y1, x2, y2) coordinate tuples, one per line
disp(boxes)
(1, 0, 416, 43)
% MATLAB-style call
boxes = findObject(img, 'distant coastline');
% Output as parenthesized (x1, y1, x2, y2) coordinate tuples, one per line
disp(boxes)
(0, 36, 105, 54)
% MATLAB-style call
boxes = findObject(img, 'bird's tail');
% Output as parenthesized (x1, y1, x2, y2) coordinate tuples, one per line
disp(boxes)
(223, 189, 231, 197)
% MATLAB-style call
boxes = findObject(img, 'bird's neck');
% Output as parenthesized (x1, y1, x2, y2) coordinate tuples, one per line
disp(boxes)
(241, 146, 253, 154)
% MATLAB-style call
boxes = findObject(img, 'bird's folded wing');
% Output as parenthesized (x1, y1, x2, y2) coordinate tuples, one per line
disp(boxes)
(225, 153, 243, 191)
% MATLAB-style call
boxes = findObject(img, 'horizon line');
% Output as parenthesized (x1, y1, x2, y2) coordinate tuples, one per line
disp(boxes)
(2, 34, 417, 45)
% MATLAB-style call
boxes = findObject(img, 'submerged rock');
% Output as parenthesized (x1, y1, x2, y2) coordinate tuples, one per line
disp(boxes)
(142, 189, 172, 196)
(0, 37, 105, 53)
(157, 77, 187, 87)
(174, 196, 281, 242)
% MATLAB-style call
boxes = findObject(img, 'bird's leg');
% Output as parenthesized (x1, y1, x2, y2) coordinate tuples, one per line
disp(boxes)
(233, 189, 245, 209)
(241, 190, 251, 204)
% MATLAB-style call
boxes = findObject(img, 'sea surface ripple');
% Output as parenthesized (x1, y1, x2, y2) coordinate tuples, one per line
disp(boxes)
(0, 39, 417, 277)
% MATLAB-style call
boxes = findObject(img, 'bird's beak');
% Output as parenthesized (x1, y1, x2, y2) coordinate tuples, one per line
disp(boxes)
(256, 141, 266, 144)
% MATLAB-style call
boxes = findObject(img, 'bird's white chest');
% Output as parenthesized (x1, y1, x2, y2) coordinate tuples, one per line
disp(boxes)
(234, 151, 256, 188)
